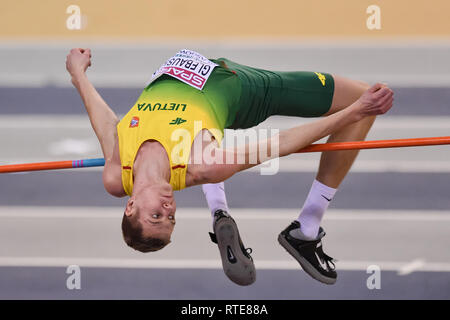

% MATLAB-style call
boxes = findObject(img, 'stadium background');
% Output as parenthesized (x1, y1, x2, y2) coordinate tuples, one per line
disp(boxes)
(0, 0, 449, 299)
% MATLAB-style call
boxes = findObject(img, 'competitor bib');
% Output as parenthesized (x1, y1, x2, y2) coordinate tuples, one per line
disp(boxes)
(148, 49, 218, 90)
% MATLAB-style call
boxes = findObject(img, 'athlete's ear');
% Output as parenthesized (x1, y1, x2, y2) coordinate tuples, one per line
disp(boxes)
(125, 197, 135, 217)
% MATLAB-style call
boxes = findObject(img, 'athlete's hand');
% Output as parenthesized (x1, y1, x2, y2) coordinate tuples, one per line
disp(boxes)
(356, 83, 394, 118)
(66, 48, 92, 79)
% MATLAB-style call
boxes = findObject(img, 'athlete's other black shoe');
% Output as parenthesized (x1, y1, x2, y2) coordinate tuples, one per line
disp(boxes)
(278, 220, 337, 285)
(209, 209, 256, 286)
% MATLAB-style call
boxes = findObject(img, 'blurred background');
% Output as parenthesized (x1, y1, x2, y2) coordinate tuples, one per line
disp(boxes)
(0, 0, 449, 299)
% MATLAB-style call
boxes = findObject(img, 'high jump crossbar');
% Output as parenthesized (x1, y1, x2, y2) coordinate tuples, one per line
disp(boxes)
(0, 136, 449, 174)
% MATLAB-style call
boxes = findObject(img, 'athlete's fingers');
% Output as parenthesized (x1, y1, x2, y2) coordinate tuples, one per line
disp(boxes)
(381, 96, 394, 114)
(373, 87, 391, 99)
(82, 49, 92, 66)
(70, 48, 82, 54)
(368, 83, 384, 93)
(379, 103, 393, 115)
(363, 91, 393, 116)
(376, 90, 393, 107)
(377, 95, 394, 114)
(84, 48, 91, 57)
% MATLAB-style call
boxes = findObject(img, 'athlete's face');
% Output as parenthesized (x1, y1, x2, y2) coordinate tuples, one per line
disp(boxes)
(125, 188, 177, 240)
(139, 195, 177, 239)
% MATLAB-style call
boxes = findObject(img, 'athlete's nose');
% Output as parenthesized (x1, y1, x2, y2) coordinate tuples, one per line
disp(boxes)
(162, 202, 175, 215)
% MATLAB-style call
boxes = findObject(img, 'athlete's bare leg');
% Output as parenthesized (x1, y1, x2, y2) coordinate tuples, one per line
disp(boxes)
(294, 75, 376, 239)
(316, 75, 375, 188)
(278, 77, 385, 285)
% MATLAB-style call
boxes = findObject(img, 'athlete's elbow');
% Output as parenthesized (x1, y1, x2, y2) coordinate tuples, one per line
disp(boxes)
(103, 180, 123, 198)
(194, 164, 235, 185)
(102, 170, 125, 197)
(188, 165, 212, 185)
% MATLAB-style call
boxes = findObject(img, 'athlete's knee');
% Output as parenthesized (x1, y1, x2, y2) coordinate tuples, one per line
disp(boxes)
(327, 76, 371, 115)
(362, 80, 370, 90)
(356, 80, 370, 97)
(356, 114, 377, 132)
(349, 80, 370, 110)
(365, 114, 377, 126)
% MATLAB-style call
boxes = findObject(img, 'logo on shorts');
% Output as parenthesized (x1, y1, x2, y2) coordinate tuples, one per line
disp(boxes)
(314, 72, 326, 86)
(129, 116, 139, 128)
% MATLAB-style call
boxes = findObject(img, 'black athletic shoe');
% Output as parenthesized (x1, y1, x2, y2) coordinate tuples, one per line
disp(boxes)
(278, 221, 337, 285)
(209, 210, 256, 286)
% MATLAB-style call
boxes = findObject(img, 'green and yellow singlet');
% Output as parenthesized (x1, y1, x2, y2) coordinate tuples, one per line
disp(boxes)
(117, 65, 241, 194)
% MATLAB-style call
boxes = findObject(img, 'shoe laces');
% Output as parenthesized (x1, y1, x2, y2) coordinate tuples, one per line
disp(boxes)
(240, 241, 253, 259)
(322, 252, 337, 271)
(316, 243, 337, 271)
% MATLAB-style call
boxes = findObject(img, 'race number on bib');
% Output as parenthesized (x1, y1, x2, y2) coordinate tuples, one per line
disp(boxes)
(148, 49, 218, 90)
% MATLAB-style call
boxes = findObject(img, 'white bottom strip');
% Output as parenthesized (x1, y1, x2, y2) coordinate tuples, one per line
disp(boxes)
(0, 257, 449, 273)
(0, 207, 450, 222)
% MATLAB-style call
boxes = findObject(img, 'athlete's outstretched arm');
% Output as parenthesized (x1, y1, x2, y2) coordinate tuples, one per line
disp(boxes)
(200, 83, 393, 184)
(66, 48, 119, 162)
(66, 48, 125, 197)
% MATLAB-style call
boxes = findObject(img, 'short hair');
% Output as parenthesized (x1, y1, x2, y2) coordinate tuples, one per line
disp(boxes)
(121, 212, 170, 252)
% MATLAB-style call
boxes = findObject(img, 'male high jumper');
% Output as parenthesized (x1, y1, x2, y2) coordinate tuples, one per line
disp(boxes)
(66, 48, 393, 286)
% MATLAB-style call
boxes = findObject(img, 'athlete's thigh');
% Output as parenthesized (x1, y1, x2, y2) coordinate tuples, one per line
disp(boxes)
(273, 70, 335, 118)
(223, 59, 335, 128)
(323, 75, 370, 116)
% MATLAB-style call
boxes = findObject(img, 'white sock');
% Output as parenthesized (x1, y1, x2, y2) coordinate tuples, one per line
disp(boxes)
(296, 179, 337, 239)
(202, 182, 229, 223)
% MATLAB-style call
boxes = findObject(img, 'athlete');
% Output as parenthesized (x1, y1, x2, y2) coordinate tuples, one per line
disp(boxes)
(66, 48, 393, 286)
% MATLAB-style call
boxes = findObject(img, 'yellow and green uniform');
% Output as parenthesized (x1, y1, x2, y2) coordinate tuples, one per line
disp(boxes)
(117, 66, 241, 194)
(117, 55, 335, 194)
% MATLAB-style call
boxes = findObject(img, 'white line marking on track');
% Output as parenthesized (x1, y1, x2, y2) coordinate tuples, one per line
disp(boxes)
(48, 138, 97, 156)
(0, 207, 450, 221)
(2, 75, 450, 88)
(1, 115, 450, 130)
(1, 116, 449, 173)
(397, 259, 427, 275)
(0, 257, 449, 272)
(250, 159, 450, 173)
